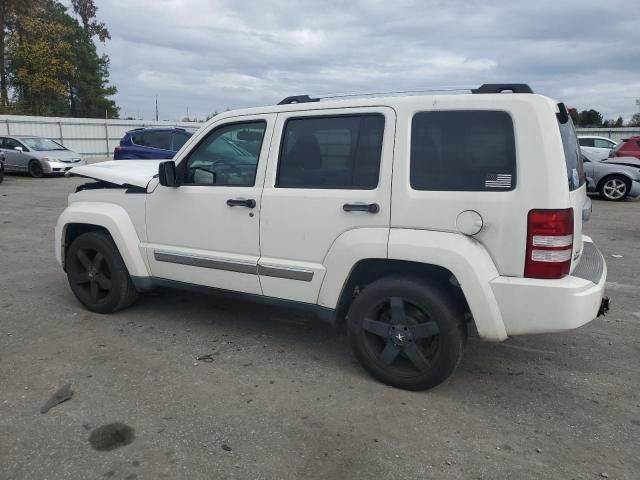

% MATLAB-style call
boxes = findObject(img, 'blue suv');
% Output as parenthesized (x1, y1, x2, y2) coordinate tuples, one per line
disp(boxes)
(114, 127, 196, 160)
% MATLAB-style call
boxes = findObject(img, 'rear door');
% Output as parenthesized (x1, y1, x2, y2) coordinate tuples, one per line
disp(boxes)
(258, 107, 394, 303)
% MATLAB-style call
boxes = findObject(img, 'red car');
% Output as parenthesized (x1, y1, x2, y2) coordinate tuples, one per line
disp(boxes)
(609, 136, 640, 160)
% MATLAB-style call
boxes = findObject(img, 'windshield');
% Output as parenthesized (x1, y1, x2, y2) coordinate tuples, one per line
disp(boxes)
(19, 137, 66, 151)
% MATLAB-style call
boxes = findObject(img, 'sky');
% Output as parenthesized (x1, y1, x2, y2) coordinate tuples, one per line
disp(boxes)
(85, 0, 640, 121)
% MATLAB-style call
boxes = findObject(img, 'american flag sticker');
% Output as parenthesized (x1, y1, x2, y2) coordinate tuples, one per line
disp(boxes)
(484, 174, 512, 188)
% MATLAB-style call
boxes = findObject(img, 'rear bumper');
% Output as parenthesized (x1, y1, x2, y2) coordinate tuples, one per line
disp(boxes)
(490, 239, 607, 336)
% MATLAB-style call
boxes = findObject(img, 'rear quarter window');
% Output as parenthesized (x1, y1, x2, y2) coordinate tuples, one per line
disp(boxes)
(410, 110, 516, 191)
(558, 118, 585, 191)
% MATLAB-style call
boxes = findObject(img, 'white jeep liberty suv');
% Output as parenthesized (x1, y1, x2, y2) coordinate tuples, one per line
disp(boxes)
(55, 84, 609, 390)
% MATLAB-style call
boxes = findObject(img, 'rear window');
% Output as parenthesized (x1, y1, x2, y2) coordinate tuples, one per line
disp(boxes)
(558, 118, 585, 191)
(410, 111, 516, 191)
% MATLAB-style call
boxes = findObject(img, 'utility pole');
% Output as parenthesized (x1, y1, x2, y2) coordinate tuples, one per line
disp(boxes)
(155, 96, 159, 121)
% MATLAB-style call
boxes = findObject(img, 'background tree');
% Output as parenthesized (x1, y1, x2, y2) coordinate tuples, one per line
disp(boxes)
(576, 109, 604, 127)
(70, 0, 110, 42)
(2, 0, 118, 117)
(0, 0, 42, 109)
(43, 1, 118, 117)
(629, 99, 640, 127)
(8, 15, 75, 115)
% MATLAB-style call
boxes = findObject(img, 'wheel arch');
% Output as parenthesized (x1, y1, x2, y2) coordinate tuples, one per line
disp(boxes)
(55, 202, 150, 279)
(323, 228, 509, 341)
(596, 172, 631, 191)
(334, 258, 467, 325)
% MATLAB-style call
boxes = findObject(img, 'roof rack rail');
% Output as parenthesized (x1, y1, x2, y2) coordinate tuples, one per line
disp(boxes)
(278, 95, 320, 105)
(472, 84, 533, 94)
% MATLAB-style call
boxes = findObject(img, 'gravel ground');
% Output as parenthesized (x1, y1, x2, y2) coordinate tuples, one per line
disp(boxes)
(0, 173, 639, 480)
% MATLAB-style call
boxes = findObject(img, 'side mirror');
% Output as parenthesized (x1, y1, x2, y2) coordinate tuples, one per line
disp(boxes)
(14, 146, 23, 152)
(158, 161, 178, 187)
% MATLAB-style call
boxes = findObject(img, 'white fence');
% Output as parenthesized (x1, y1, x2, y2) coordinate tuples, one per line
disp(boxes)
(1, 114, 639, 158)
(575, 127, 640, 144)
(0, 115, 202, 157)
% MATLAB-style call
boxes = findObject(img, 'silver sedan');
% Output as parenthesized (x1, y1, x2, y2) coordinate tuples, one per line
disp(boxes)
(582, 149, 640, 201)
(0, 135, 87, 178)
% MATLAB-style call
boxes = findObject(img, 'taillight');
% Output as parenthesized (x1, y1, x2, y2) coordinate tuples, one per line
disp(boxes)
(525, 209, 574, 279)
(114, 145, 123, 153)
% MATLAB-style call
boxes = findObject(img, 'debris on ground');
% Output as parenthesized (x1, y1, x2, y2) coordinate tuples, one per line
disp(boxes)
(610, 254, 623, 258)
(196, 353, 215, 363)
(40, 384, 74, 414)
(88, 422, 135, 451)
(222, 444, 232, 451)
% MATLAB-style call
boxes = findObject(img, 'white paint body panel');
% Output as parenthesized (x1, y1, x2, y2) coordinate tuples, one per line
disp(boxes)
(492, 239, 606, 335)
(143, 113, 277, 295)
(55, 201, 150, 278)
(69, 159, 164, 187)
(258, 106, 395, 303)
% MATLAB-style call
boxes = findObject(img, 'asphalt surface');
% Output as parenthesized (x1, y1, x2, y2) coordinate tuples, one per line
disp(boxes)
(1, 172, 639, 480)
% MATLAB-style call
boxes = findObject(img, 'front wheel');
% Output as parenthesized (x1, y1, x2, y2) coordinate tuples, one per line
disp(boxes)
(66, 231, 138, 313)
(347, 276, 465, 391)
(599, 175, 630, 201)
(28, 159, 44, 178)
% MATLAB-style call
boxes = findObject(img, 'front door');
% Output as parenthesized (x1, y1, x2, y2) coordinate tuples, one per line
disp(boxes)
(0, 137, 28, 171)
(144, 115, 276, 294)
(258, 107, 395, 303)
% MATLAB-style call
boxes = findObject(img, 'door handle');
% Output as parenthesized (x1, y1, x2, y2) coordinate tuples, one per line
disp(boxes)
(226, 198, 256, 208)
(343, 203, 379, 213)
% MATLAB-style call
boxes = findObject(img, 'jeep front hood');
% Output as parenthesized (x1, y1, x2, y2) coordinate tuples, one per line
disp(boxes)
(68, 160, 166, 188)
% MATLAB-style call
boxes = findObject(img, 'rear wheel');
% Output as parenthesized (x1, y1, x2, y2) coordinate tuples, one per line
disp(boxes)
(66, 231, 138, 313)
(347, 276, 465, 391)
(28, 159, 44, 178)
(599, 175, 629, 201)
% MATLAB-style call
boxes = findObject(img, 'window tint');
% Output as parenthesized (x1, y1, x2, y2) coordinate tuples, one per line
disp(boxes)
(558, 117, 585, 191)
(594, 138, 613, 149)
(172, 132, 190, 151)
(276, 114, 384, 189)
(183, 121, 266, 186)
(410, 111, 516, 191)
(578, 138, 594, 147)
(4, 138, 23, 150)
(130, 131, 145, 145)
(143, 131, 172, 150)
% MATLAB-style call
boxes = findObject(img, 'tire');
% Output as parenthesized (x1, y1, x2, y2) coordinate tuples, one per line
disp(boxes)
(598, 175, 630, 201)
(28, 159, 44, 178)
(347, 276, 465, 391)
(66, 231, 138, 313)
(0, 165, 4, 184)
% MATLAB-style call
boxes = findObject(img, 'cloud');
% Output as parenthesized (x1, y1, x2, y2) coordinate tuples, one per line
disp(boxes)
(91, 0, 640, 121)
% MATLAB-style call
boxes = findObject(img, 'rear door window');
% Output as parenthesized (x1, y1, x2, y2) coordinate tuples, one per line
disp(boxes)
(578, 138, 594, 147)
(410, 111, 516, 191)
(594, 139, 613, 148)
(143, 131, 172, 150)
(276, 114, 385, 189)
